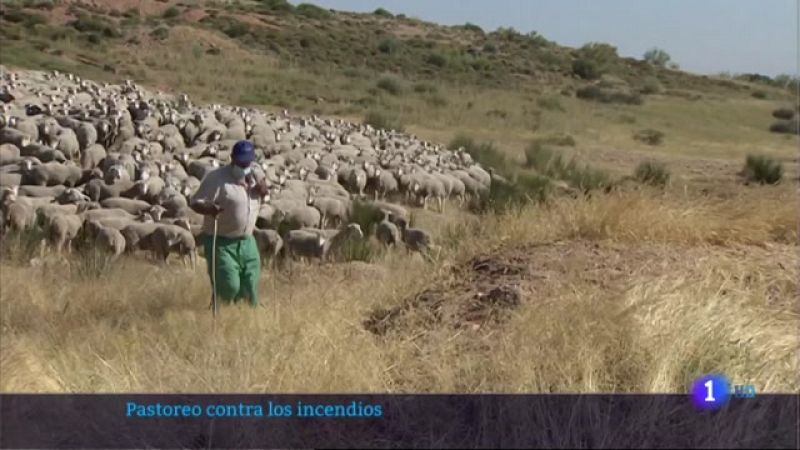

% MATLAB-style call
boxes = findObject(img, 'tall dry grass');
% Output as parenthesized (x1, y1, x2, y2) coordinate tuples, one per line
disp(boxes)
(0, 186, 797, 393)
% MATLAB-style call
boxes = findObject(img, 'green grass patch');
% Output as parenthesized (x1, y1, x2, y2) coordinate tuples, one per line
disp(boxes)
(742, 155, 783, 185)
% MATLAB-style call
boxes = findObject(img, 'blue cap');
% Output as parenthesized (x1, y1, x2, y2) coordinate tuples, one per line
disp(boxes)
(232, 140, 255, 164)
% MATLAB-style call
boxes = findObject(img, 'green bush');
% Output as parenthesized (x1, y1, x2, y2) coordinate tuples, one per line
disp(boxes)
(572, 42, 618, 79)
(572, 58, 602, 80)
(524, 142, 611, 192)
(470, 173, 551, 215)
(376, 76, 404, 95)
(772, 108, 795, 120)
(223, 20, 249, 38)
(743, 154, 783, 185)
(377, 36, 401, 54)
(450, 135, 509, 175)
(413, 82, 437, 94)
(363, 111, 405, 132)
(425, 52, 447, 67)
(769, 119, 799, 134)
(150, 26, 169, 40)
(640, 77, 662, 94)
(751, 90, 767, 99)
(482, 42, 497, 53)
(373, 7, 393, 18)
(425, 94, 448, 108)
(633, 129, 665, 146)
(2, 9, 46, 26)
(255, 0, 294, 13)
(462, 22, 483, 33)
(162, 6, 180, 18)
(643, 48, 671, 67)
(295, 3, 332, 19)
(576, 85, 643, 105)
(69, 14, 121, 37)
(633, 161, 671, 187)
(536, 95, 564, 111)
(533, 133, 576, 147)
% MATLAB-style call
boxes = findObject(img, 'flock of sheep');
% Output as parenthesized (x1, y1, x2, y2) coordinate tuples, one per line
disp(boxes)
(0, 68, 493, 267)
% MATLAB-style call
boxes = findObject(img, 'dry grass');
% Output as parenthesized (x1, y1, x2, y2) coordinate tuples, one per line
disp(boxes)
(2, 185, 796, 393)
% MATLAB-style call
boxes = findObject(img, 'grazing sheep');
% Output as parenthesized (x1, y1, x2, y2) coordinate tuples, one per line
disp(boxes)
(284, 229, 326, 261)
(149, 222, 197, 268)
(0, 172, 22, 187)
(0, 128, 31, 148)
(51, 128, 81, 161)
(24, 161, 83, 187)
(375, 211, 401, 247)
(280, 205, 322, 230)
(0, 187, 37, 232)
(44, 212, 84, 255)
(396, 217, 435, 259)
(84, 178, 137, 201)
(306, 189, 349, 228)
(80, 143, 107, 170)
(82, 219, 126, 259)
(0, 143, 20, 165)
(120, 222, 161, 253)
(20, 143, 67, 163)
(253, 228, 283, 266)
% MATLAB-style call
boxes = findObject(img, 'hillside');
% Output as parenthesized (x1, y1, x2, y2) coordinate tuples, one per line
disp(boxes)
(0, 0, 797, 395)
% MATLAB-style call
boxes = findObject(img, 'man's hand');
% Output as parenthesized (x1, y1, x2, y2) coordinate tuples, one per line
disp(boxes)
(253, 178, 270, 198)
(191, 201, 223, 217)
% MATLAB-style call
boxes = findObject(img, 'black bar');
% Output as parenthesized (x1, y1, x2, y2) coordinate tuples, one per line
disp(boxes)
(1, 394, 797, 449)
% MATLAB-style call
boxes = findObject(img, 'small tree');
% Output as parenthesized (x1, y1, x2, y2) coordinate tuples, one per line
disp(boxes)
(643, 48, 671, 67)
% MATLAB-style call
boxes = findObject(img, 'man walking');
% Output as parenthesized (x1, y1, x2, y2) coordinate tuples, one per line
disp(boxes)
(190, 140, 269, 307)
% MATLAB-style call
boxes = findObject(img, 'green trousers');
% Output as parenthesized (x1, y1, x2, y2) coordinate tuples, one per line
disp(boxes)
(201, 234, 261, 306)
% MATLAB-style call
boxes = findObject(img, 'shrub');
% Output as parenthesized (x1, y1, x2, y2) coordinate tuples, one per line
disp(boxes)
(572, 42, 618, 79)
(640, 77, 662, 94)
(162, 6, 180, 18)
(576, 85, 643, 105)
(363, 111, 405, 132)
(769, 119, 800, 134)
(413, 82, 437, 94)
(634, 129, 665, 146)
(295, 3, 332, 19)
(572, 58, 601, 80)
(751, 90, 767, 99)
(772, 108, 795, 120)
(373, 7, 393, 18)
(150, 26, 169, 40)
(377, 36, 401, 54)
(376, 76, 404, 95)
(536, 95, 564, 111)
(69, 14, 120, 37)
(743, 155, 783, 185)
(471, 173, 551, 214)
(425, 52, 447, 67)
(223, 20, 249, 38)
(643, 48, 671, 67)
(482, 42, 497, 53)
(425, 94, 448, 108)
(255, 0, 294, 13)
(524, 142, 611, 192)
(534, 133, 576, 147)
(633, 161, 671, 187)
(86, 33, 101, 44)
(462, 22, 483, 34)
(524, 141, 558, 170)
(450, 135, 509, 175)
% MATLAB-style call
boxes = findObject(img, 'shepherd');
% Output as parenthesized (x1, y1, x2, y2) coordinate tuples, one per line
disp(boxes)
(190, 140, 269, 308)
